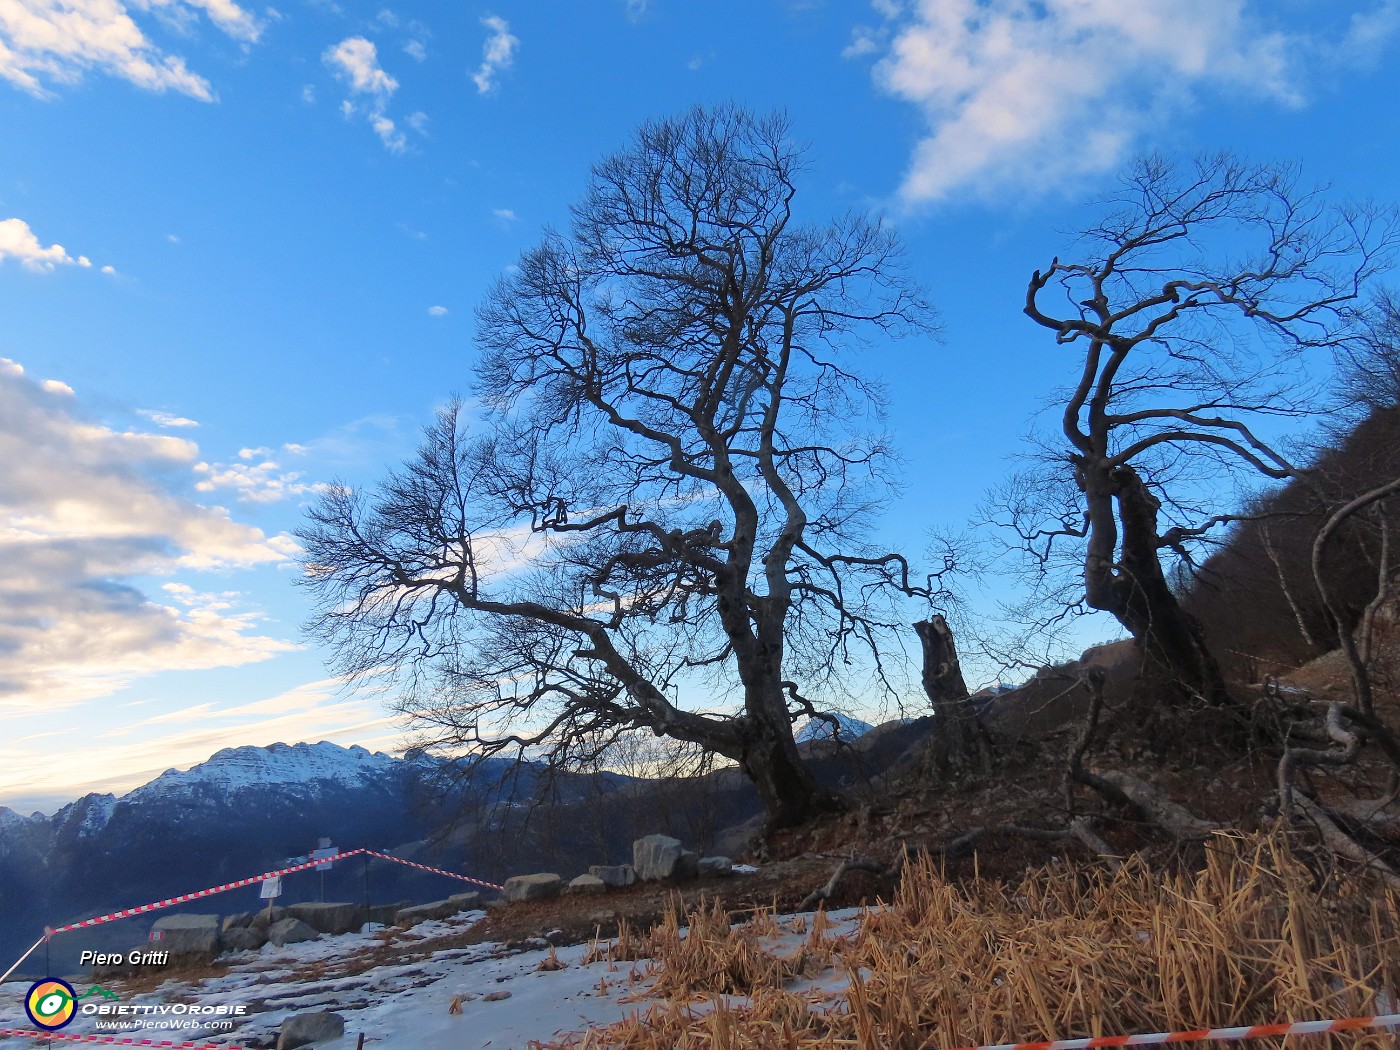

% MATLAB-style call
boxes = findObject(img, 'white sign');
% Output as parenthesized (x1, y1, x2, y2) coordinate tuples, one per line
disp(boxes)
(311, 846, 339, 872)
(259, 876, 282, 899)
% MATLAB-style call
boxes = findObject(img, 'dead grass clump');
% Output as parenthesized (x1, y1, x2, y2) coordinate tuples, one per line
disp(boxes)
(543, 832, 1400, 1049)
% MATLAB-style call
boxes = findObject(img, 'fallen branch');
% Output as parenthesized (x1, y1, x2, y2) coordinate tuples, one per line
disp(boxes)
(1088, 769, 1219, 840)
(1293, 794, 1400, 891)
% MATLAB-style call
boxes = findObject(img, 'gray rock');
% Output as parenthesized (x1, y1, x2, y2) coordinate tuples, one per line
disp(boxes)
(502, 873, 563, 902)
(567, 874, 606, 894)
(249, 906, 288, 931)
(697, 855, 733, 877)
(150, 914, 220, 958)
(674, 850, 699, 880)
(448, 891, 482, 911)
(287, 902, 366, 935)
(277, 1010, 345, 1049)
(588, 864, 636, 888)
(220, 927, 267, 953)
(222, 912, 254, 933)
(267, 917, 321, 947)
(633, 834, 684, 881)
(368, 901, 411, 925)
(394, 899, 457, 926)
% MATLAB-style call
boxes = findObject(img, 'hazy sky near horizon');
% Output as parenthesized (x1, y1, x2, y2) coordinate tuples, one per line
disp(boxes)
(2, 0, 1398, 814)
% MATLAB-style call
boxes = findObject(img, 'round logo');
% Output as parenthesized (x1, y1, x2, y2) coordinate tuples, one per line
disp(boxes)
(25, 979, 76, 1030)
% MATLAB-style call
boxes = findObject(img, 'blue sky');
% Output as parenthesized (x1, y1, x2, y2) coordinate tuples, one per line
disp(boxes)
(2, 0, 1398, 813)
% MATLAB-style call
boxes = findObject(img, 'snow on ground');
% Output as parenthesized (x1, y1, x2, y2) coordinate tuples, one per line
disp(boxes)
(0, 907, 867, 1049)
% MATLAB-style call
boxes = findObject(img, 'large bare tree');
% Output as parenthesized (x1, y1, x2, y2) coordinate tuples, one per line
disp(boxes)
(1019, 154, 1394, 707)
(299, 107, 935, 828)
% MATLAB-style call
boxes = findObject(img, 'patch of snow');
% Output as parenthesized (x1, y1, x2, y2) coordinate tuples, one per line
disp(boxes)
(130, 742, 403, 802)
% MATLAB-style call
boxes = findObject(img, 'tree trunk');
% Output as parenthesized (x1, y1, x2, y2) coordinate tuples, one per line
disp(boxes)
(1083, 464, 1232, 707)
(739, 723, 841, 829)
(915, 616, 993, 778)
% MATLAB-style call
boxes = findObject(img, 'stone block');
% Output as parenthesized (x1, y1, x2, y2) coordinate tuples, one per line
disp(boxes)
(632, 834, 684, 881)
(697, 855, 733, 877)
(674, 850, 699, 880)
(567, 874, 606, 894)
(502, 873, 563, 902)
(277, 1011, 345, 1049)
(222, 912, 254, 933)
(394, 899, 457, 926)
(588, 864, 636, 888)
(267, 917, 320, 947)
(367, 901, 411, 925)
(287, 902, 366, 935)
(150, 914, 220, 958)
(448, 891, 482, 911)
(221, 927, 267, 953)
(250, 906, 288, 931)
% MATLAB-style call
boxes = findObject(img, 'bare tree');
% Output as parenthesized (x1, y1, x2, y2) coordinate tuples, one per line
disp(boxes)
(1019, 154, 1394, 707)
(299, 107, 936, 829)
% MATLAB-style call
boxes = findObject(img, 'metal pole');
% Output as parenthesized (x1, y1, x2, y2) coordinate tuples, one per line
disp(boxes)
(0, 934, 49, 985)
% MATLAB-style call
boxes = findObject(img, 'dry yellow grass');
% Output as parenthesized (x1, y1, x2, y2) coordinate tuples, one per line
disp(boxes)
(539, 833, 1400, 1050)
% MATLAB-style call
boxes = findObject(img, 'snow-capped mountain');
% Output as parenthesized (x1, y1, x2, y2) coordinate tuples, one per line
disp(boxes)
(0, 741, 450, 973)
(794, 713, 875, 743)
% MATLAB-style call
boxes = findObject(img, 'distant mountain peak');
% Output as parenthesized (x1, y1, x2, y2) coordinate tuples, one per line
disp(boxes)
(794, 713, 874, 743)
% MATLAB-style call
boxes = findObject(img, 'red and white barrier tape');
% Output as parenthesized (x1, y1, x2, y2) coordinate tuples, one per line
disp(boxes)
(0, 1027, 225, 1047)
(936, 1012, 1400, 1050)
(360, 849, 502, 891)
(47, 848, 501, 935)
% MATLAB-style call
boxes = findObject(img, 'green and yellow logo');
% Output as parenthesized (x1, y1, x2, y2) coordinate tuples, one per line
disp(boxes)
(25, 979, 76, 1030)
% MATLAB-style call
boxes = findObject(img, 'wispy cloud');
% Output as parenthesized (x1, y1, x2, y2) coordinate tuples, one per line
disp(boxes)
(0, 0, 261, 100)
(194, 451, 329, 503)
(0, 357, 298, 715)
(471, 15, 517, 93)
(427, 305, 447, 317)
(0, 677, 400, 813)
(138, 409, 200, 428)
(323, 35, 409, 152)
(859, 0, 1400, 205)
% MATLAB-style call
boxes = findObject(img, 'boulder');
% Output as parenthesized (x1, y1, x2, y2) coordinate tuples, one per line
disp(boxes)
(588, 864, 636, 888)
(222, 913, 254, 933)
(502, 873, 563, 902)
(448, 891, 482, 911)
(250, 906, 288, 931)
(368, 901, 411, 925)
(221, 927, 267, 953)
(674, 850, 699, 880)
(633, 834, 684, 881)
(287, 902, 366, 935)
(567, 874, 606, 895)
(697, 855, 733, 878)
(277, 1010, 345, 1049)
(267, 917, 320, 947)
(149, 915, 220, 958)
(394, 900, 457, 926)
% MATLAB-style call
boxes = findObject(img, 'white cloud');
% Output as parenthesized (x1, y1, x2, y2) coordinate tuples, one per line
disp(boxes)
(323, 35, 397, 96)
(491, 207, 515, 222)
(406, 110, 427, 135)
(323, 35, 413, 152)
(300, 83, 316, 104)
(0, 217, 108, 273)
(138, 408, 200, 428)
(867, 0, 1400, 204)
(471, 15, 517, 93)
(195, 455, 328, 503)
(0, 359, 298, 714)
(0, 676, 398, 813)
(403, 38, 425, 62)
(0, 0, 261, 100)
(41, 378, 74, 395)
(427, 304, 447, 316)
